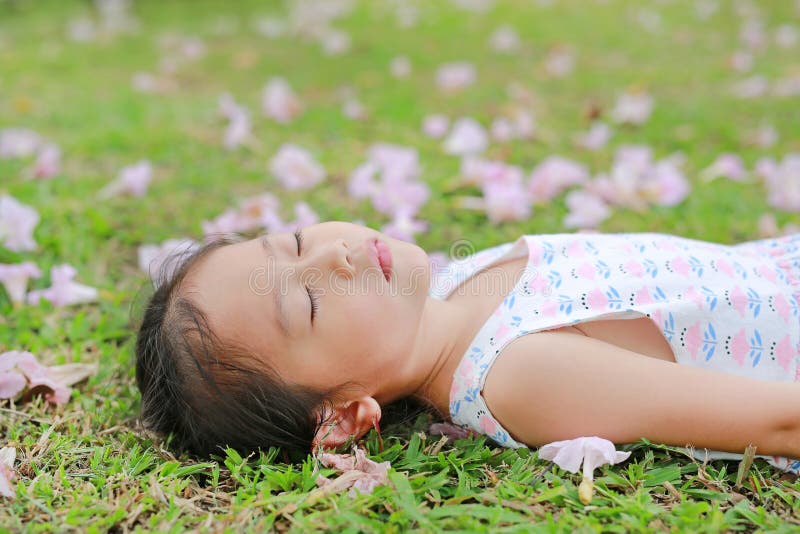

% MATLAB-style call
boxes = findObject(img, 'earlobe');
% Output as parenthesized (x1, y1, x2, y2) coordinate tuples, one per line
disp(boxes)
(312, 396, 381, 451)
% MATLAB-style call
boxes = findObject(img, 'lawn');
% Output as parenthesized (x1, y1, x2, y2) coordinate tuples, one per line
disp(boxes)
(2, 0, 800, 531)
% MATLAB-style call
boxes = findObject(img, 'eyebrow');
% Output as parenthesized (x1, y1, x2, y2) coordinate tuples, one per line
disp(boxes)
(260, 235, 290, 338)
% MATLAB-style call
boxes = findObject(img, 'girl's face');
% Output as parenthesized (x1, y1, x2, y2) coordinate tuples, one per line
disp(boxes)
(186, 221, 432, 394)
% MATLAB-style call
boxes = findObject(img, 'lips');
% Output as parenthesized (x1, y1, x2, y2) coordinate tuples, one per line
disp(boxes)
(368, 238, 392, 282)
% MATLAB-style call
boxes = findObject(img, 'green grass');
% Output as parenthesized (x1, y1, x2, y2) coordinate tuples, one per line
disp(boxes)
(2, 0, 800, 531)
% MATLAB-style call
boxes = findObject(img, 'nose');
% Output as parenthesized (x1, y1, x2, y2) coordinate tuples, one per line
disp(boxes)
(314, 238, 354, 277)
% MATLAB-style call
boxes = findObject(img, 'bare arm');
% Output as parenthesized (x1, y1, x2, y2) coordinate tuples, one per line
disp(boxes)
(482, 330, 800, 457)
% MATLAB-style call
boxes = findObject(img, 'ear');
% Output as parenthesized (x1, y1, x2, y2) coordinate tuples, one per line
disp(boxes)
(312, 396, 381, 451)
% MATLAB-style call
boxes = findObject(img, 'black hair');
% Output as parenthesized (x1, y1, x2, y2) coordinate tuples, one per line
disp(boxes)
(134, 234, 354, 458)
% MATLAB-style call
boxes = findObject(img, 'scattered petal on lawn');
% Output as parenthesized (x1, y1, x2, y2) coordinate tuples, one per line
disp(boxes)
(262, 77, 302, 123)
(24, 143, 61, 180)
(422, 114, 449, 139)
(381, 211, 428, 243)
(0, 350, 88, 405)
(252, 16, 287, 38)
(320, 28, 351, 55)
(544, 46, 574, 78)
(443, 117, 488, 156)
(574, 122, 612, 151)
(538, 436, 631, 503)
(436, 61, 476, 92)
(730, 75, 769, 99)
(755, 154, 800, 212)
(450, 0, 495, 13)
(27, 264, 99, 307)
(610, 89, 653, 125)
(429, 422, 479, 443)
(482, 173, 532, 224)
(700, 153, 749, 183)
(219, 93, 252, 150)
(316, 447, 391, 497)
(528, 156, 590, 203)
(0, 446, 16, 499)
(563, 189, 611, 229)
(390, 55, 411, 78)
(727, 50, 753, 72)
(99, 160, 153, 198)
(0, 194, 40, 252)
(489, 25, 520, 53)
(138, 238, 200, 284)
(342, 97, 367, 120)
(269, 144, 326, 190)
(775, 24, 798, 48)
(757, 213, 800, 238)
(742, 124, 778, 147)
(0, 128, 41, 159)
(0, 262, 41, 304)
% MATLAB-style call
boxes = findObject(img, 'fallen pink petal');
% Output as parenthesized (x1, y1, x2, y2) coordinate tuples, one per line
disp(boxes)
(262, 77, 302, 123)
(269, 144, 326, 191)
(0, 446, 16, 499)
(0, 194, 40, 252)
(0, 261, 41, 304)
(99, 160, 153, 198)
(538, 436, 632, 481)
(27, 264, 99, 307)
(316, 448, 391, 497)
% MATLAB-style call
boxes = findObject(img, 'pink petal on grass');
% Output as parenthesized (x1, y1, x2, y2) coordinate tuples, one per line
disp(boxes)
(0, 371, 26, 399)
(317, 447, 391, 497)
(0, 446, 16, 499)
(435, 62, 476, 92)
(27, 264, 99, 307)
(538, 436, 631, 481)
(138, 238, 200, 285)
(269, 144, 326, 191)
(0, 194, 40, 252)
(422, 114, 450, 139)
(443, 117, 488, 156)
(0, 261, 41, 304)
(262, 77, 302, 123)
(99, 160, 153, 198)
(610, 90, 653, 125)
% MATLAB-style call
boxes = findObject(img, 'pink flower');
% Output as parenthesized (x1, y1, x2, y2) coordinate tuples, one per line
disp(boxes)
(262, 77, 302, 123)
(319, 29, 351, 56)
(27, 264, 99, 307)
(429, 422, 478, 443)
(528, 156, 590, 203)
(0, 446, 16, 499)
(0, 351, 71, 405)
(25, 143, 61, 180)
(538, 436, 631, 481)
(381, 211, 428, 243)
(0, 262, 41, 304)
(0, 195, 40, 252)
(574, 122, 612, 151)
(610, 90, 653, 125)
(316, 447, 390, 497)
(489, 25, 520, 53)
(563, 189, 611, 229)
(700, 153, 748, 183)
(269, 144, 325, 190)
(422, 115, 449, 139)
(755, 154, 800, 212)
(0, 128, 41, 159)
(99, 160, 153, 198)
(482, 170, 532, 225)
(138, 239, 199, 285)
(479, 415, 498, 434)
(544, 46, 574, 78)
(435, 62, 476, 92)
(730, 76, 768, 99)
(219, 93, 251, 150)
(443, 117, 488, 156)
(390, 55, 411, 78)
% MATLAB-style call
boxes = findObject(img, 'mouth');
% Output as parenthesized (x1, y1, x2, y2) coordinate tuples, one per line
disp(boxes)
(368, 238, 393, 282)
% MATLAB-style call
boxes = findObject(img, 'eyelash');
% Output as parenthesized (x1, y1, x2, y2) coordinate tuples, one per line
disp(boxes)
(295, 230, 319, 322)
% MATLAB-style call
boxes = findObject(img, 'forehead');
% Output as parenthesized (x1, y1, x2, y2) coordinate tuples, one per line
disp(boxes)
(183, 239, 286, 357)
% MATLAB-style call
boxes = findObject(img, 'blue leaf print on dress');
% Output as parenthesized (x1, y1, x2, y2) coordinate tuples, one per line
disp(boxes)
(632, 240, 647, 253)
(504, 293, 516, 310)
(450, 399, 461, 416)
(469, 346, 483, 362)
(548, 271, 563, 289)
(652, 286, 668, 302)
(746, 288, 761, 318)
(689, 256, 704, 277)
(663, 312, 675, 342)
(606, 286, 623, 309)
(510, 315, 522, 327)
(595, 260, 611, 279)
(701, 286, 717, 311)
(584, 242, 599, 256)
(791, 295, 799, 317)
(542, 242, 555, 265)
(643, 259, 658, 278)
(558, 295, 574, 315)
(464, 387, 479, 402)
(734, 261, 748, 279)
(749, 329, 763, 367)
(702, 323, 717, 361)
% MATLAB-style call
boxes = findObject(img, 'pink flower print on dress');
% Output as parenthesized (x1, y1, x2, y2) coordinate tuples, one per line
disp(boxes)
(540, 298, 559, 318)
(772, 294, 792, 323)
(729, 328, 749, 366)
(775, 335, 794, 372)
(755, 263, 778, 284)
(527, 239, 543, 264)
(634, 286, 654, 306)
(493, 323, 513, 342)
(715, 257, 735, 277)
(729, 285, 748, 317)
(650, 309, 663, 331)
(479, 415, 498, 435)
(566, 240, 587, 258)
(586, 288, 608, 310)
(654, 238, 679, 252)
(684, 322, 702, 361)
(624, 259, 645, 277)
(682, 286, 704, 310)
(529, 272, 551, 295)
(576, 262, 596, 280)
(458, 358, 475, 379)
(670, 256, 692, 277)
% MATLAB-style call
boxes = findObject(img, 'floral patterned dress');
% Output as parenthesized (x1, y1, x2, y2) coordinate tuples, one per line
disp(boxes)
(429, 232, 800, 474)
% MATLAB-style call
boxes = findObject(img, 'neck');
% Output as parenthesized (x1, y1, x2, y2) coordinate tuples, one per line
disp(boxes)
(383, 296, 476, 420)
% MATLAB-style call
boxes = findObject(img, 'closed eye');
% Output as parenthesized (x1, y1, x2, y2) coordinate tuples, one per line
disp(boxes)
(294, 229, 303, 256)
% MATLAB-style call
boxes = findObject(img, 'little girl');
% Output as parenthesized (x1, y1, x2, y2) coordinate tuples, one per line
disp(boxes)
(135, 221, 800, 473)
